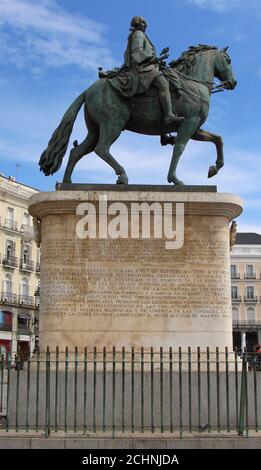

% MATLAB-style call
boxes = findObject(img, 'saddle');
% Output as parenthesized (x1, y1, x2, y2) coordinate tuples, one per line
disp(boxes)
(98, 66, 183, 99)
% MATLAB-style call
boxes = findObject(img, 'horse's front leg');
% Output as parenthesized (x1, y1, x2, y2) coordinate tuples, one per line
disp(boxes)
(167, 118, 201, 185)
(191, 128, 224, 178)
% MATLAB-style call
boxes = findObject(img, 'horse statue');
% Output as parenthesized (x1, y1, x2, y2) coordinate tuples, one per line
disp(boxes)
(39, 44, 237, 185)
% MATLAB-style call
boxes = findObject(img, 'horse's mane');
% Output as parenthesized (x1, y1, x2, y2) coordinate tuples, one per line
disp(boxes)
(170, 44, 218, 73)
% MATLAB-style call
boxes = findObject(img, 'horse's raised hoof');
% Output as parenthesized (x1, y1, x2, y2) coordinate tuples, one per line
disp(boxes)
(208, 165, 218, 178)
(117, 174, 128, 185)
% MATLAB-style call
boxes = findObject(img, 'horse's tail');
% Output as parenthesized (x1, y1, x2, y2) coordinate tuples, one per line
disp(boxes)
(39, 91, 86, 175)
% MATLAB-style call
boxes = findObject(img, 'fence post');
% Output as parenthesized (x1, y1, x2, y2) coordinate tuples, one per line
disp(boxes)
(45, 347, 50, 438)
(112, 346, 116, 439)
(238, 352, 247, 436)
(0, 353, 4, 414)
(6, 352, 11, 432)
(74, 346, 78, 433)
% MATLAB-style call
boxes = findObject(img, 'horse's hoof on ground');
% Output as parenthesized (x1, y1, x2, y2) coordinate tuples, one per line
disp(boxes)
(168, 176, 184, 185)
(117, 175, 128, 185)
(208, 165, 218, 178)
(62, 178, 72, 184)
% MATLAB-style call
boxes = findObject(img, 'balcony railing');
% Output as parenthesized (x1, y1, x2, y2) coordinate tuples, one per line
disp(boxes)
(18, 295, 35, 307)
(2, 256, 18, 268)
(20, 259, 34, 272)
(0, 323, 12, 332)
(244, 273, 256, 280)
(17, 324, 30, 334)
(35, 262, 40, 273)
(233, 320, 261, 329)
(232, 296, 241, 303)
(1, 292, 17, 304)
(244, 296, 258, 303)
(231, 273, 240, 279)
(4, 219, 18, 231)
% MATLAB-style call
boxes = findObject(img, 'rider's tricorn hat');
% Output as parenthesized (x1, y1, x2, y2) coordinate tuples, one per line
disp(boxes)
(130, 16, 147, 27)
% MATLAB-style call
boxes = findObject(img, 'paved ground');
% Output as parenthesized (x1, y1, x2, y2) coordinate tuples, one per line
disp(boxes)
(0, 430, 261, 448)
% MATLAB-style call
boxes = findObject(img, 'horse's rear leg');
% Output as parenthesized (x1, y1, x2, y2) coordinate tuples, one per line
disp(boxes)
(95, 122, 128, 184)
(191, 128, 224, 178)
(63, 119, 98, 183)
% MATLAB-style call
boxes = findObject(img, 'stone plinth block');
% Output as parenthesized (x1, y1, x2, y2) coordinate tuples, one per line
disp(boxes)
(29, 187, 243, 352)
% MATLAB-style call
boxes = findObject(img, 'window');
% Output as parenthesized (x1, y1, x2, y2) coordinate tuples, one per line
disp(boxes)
(231, 265, 237, 277)
(232, 307, 239, 322)
(246, 265, 254, 278)
(231, 286, 238, 299)
(18, 314, 30, 332)
(246, 286, 255, 299)
(6, 240, 15, 259)
(6, 207, 14, 230)
(20, 277, 29, 297)
(0, 311, 12, 330)
(23, 212, 30, 226)
(3, 274, 12, 294)
(247, 307, 255, 323)
(7, 207, 14, 221)
(22, 244, 31, 264)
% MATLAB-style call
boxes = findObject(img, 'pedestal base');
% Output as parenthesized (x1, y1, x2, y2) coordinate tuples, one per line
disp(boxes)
(29, 186, 243, 352)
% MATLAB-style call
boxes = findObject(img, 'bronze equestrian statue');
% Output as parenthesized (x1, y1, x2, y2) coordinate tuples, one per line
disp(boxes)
(39, 17, 237, 185)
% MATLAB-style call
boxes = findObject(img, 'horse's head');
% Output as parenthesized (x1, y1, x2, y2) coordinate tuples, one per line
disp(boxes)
(214, 47, 237, 90)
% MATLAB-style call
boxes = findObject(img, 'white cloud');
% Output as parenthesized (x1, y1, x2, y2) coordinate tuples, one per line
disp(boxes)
(0, 0, 116, 73)
(187, 0, 241, 12)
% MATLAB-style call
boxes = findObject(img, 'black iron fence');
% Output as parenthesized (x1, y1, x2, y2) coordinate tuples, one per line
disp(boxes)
(0, 347, 259, 438)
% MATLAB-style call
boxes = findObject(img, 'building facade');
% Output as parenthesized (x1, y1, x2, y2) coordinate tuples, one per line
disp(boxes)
(231, 233, 261, 352)
(0, 175, 40, 361)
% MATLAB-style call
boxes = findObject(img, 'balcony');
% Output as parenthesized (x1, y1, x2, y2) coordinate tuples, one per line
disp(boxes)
(244, 296, 258, 303)
(17, 324, 30, 335)
(2, 255, 18, 268)
(4, 219, 18, 231)
(18, 295, 35, 307)
(1, 292, 17, 304)
(20, 259, 34, 272)
(0, 323, 12, 332)
(244, 273, 256, 280)
(231, 273, 240, 279)
(232, 296, 241, 303)
(233, 320, 261, 330)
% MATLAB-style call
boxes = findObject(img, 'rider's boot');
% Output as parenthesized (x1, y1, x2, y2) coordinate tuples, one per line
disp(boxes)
(159, 87, 184, 125)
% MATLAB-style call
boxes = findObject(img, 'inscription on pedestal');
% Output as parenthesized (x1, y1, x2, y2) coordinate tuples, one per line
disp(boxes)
(41, 238, 230, 322)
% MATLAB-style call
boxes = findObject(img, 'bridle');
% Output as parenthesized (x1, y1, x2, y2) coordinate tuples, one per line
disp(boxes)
(172, 49, 232, 95)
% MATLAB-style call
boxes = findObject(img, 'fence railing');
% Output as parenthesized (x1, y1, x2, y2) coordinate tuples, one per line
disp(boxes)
(0, 347, 259, 438)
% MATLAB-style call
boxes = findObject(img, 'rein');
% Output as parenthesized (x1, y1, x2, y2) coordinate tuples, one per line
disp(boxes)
(172, 50, 230, 95)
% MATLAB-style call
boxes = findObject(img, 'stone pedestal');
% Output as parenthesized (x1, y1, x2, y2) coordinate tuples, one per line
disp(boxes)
(29, 186, 243, 352)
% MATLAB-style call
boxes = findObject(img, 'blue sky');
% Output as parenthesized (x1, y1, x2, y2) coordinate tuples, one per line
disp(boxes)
(0, 0, 260, 232)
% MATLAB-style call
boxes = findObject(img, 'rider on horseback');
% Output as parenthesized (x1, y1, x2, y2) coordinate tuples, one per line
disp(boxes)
(109, 16, 184, 126)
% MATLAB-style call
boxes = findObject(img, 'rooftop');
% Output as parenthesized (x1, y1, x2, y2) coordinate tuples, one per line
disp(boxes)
(236, 233, 261, 245)
(0, 174, 39, 192)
